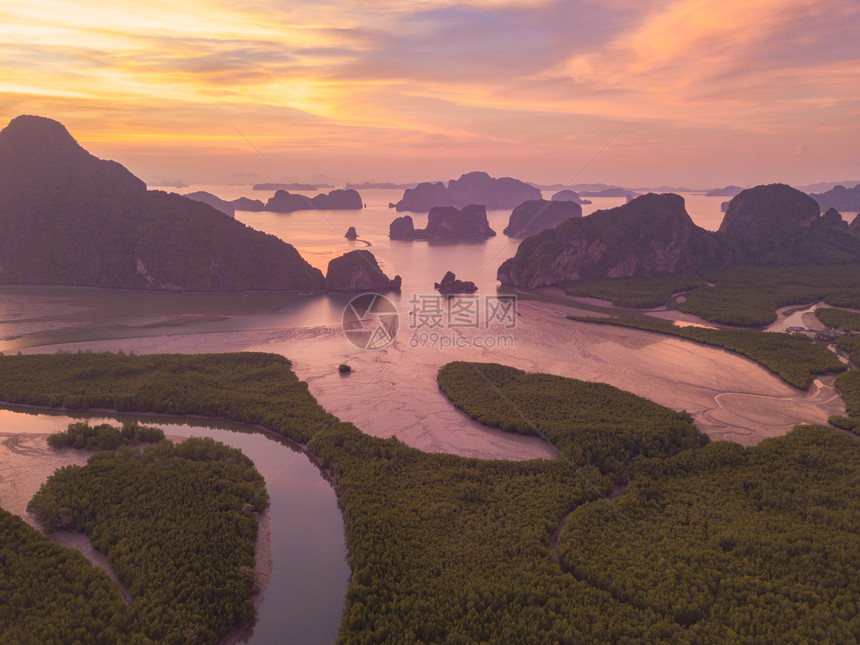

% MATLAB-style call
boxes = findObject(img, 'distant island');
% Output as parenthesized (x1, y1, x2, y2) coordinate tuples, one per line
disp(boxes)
(252, 182, 324, 191)
(577, 187, 641, 198)
(810, 184, 860, 212)
(498, 184, 860, 287)
(0, 115, 326, 291)
(265, 188, 363, 212)
(390, 205, 495, 240)
(145, 178, 188, 188)
(503, 199, 582, 237)
(394, 171, 540, 212)
(705, 185, 745, 197)
(550, 189, 591, 205)
(345, 181, 419, 190)
(799, 180, 860, 194)
(231, 196, 266, 211)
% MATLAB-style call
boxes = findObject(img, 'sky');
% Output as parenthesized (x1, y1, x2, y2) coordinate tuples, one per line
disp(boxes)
(1, 0, 859, 188)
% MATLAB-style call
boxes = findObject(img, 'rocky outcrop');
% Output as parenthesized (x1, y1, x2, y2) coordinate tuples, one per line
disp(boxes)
(718, 185, 860, 262)
(266, 190, 314, 212)
(389, 205, 495, 240)
(345, 226, 358, 240)
(325, 250, 400, 292)
(498, 184, 860, 288)
(497, 194, 726, 287)
(434, 271, 477, 294)
(266, 188, 362, 213)
(311, 189, 363, 210)
(719, 184, 820, 255)
(389, 216, 418, 240)
(231, 197, 265, 212)
(425, 205, 495, 238)
(551, 189, 591, 205)
(818, 208, 847, 229)
(503, 199, 582, 237)
(395, 171, 540, 212)
(396, 182, 450, 212)
(183, 191, 235, 217)
(0, 115, 325, 291)
(810, 184, 860, 212)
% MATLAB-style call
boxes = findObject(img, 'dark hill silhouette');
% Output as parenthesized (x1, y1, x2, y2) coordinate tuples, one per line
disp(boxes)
(231, 197, 265, 212)
(719, 183, 819, 254)
(389, 205, 495, 240)
(265, 188, 362, 213)
(325, 250, 400, 292)
(498, 185, 860, 287)
(810, 184, 860, 212)
(503, 199, 582, 237)
(498, 194, 724, 287)
(719, 184, 860, 264)
(0, 115, 324, 290)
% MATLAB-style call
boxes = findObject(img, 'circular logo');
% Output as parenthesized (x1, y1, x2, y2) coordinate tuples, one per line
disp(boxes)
(342, 293, 400, 350)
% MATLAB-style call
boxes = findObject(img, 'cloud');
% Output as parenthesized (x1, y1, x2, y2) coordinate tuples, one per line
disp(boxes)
(550, 0, 860, 127)
(1, 0, 858, 186)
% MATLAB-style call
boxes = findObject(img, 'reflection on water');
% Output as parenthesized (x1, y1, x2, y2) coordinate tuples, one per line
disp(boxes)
(0, 286, 345, 352)
(0, 188, 730, 353)
(0, 406, 348, 645)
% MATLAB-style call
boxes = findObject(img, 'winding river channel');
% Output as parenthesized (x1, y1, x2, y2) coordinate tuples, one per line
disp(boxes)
(0, 407, 348, 645)
(0, 187, 850, 642)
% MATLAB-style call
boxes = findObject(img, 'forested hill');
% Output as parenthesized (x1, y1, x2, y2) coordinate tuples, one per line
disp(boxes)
(0, 115, 325, 290)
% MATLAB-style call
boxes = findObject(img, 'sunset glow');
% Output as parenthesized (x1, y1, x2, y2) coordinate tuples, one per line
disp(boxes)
(2, 0, 858, 186)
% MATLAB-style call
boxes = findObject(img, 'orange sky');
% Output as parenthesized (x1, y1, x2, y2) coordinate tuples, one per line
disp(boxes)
(1, 0, 858, 187)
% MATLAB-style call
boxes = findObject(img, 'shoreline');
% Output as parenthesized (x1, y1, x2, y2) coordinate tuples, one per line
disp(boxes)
(221, 508, 273, 645)
(4, 294, 846, 450)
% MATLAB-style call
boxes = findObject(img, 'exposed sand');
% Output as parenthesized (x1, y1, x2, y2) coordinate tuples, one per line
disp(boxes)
(47, 530, 133, 606)
(252, 509, 272, 612)
(264, 299, 844, 448)
(0, 433, 134, 604)
(222, 508, 272, 645)
(766, 302, 827, 333)
(0, 433, 91, 524)
(1, 289, 851, 645)
(16, 297, 845, 454)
